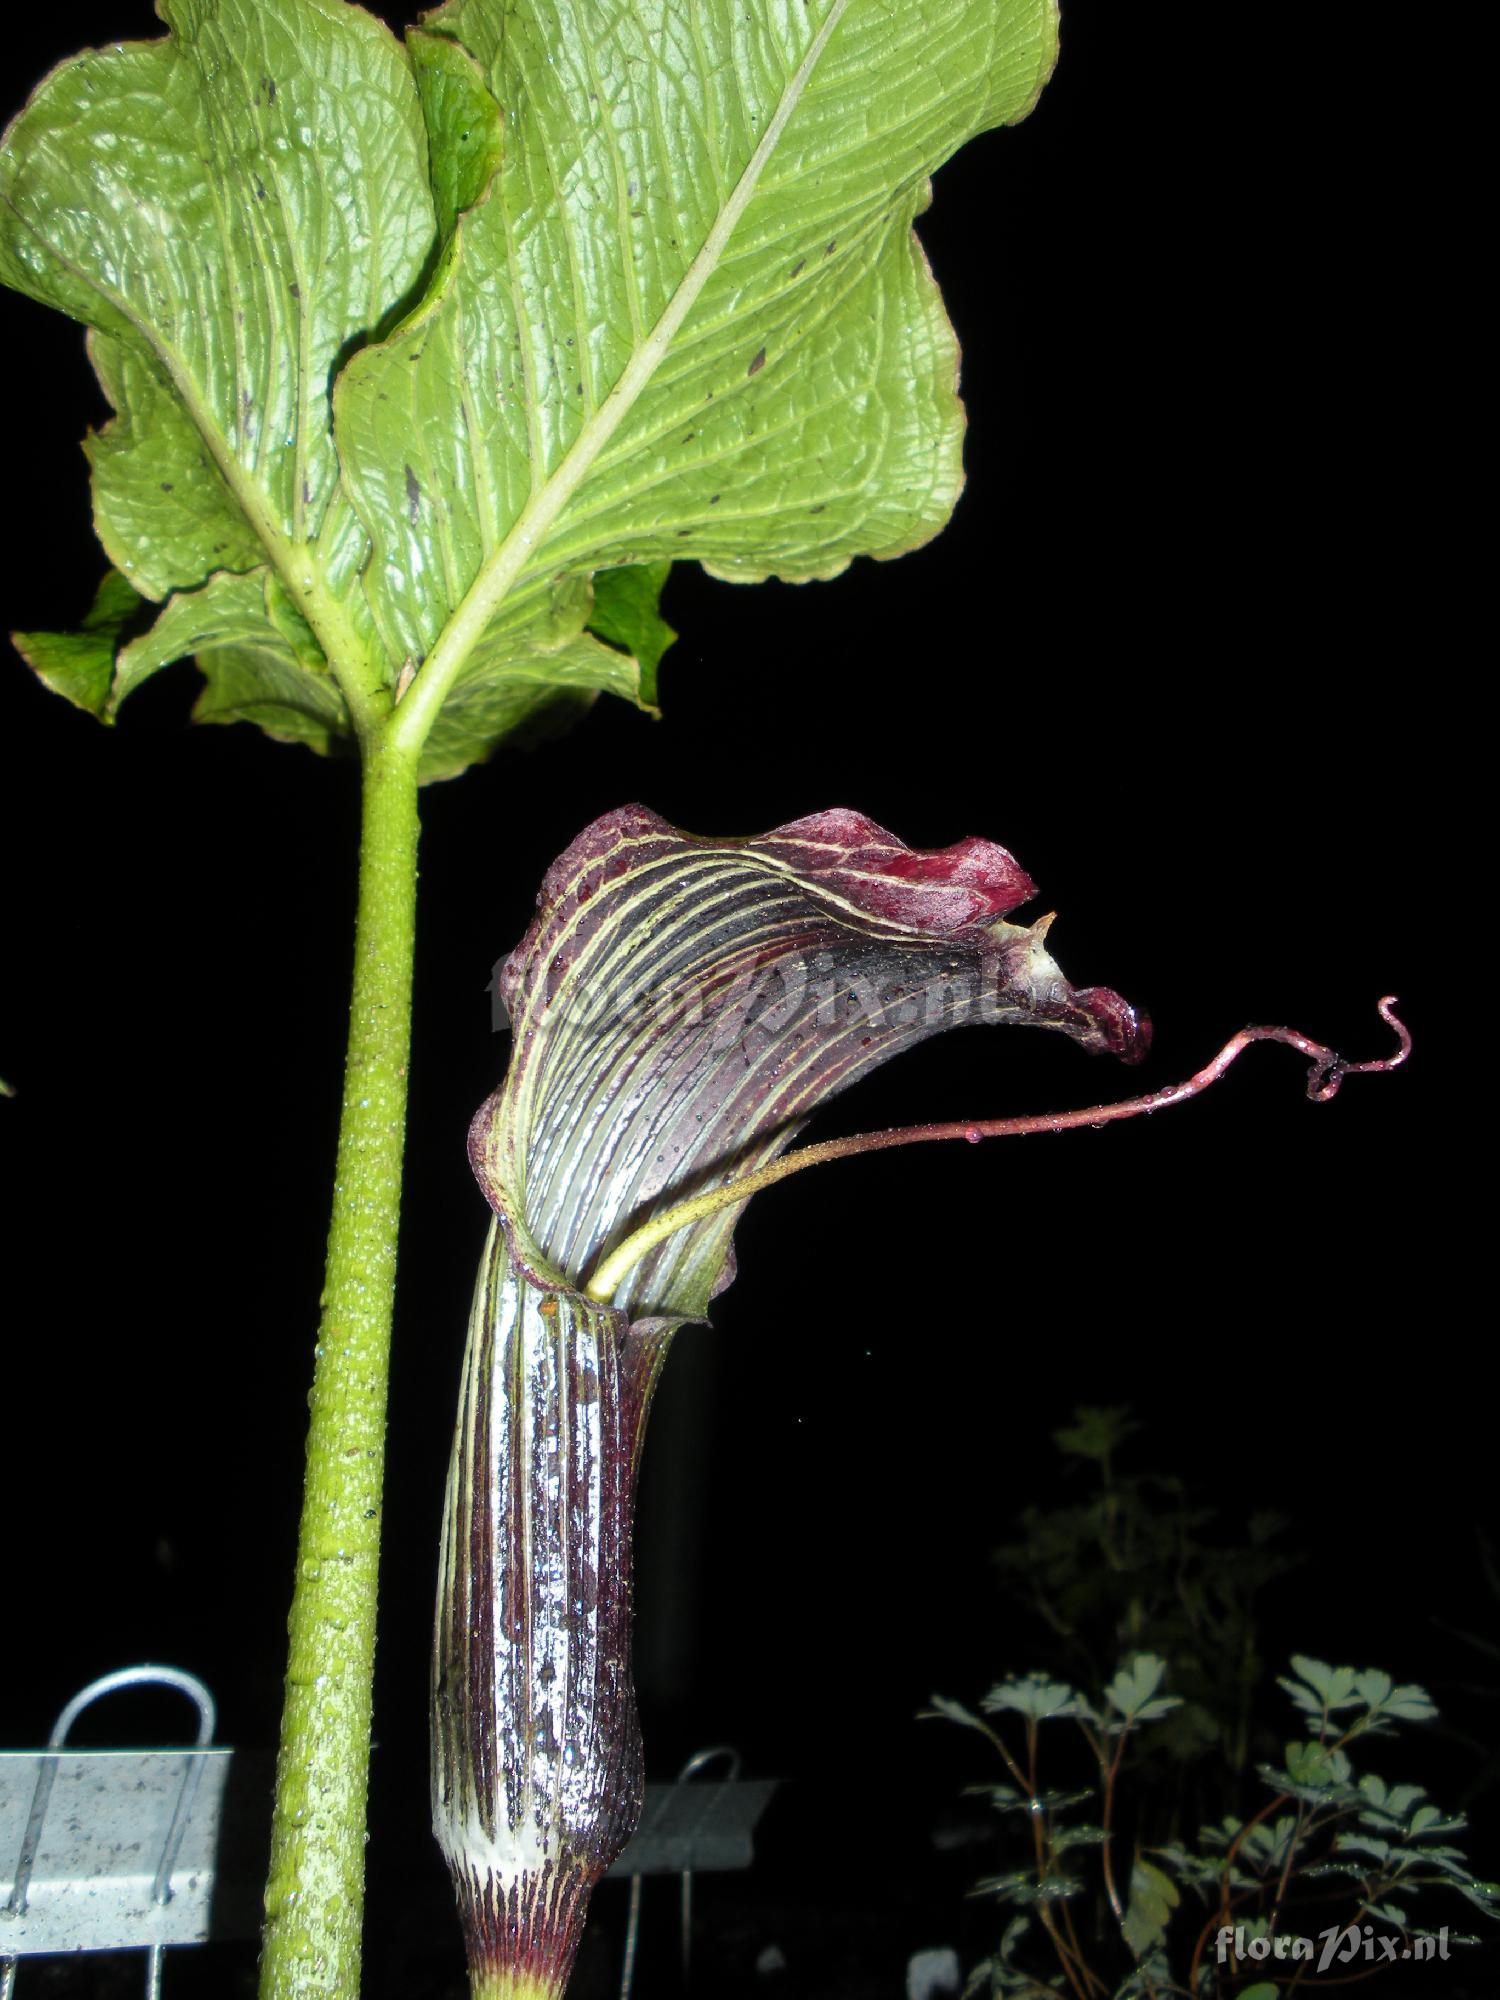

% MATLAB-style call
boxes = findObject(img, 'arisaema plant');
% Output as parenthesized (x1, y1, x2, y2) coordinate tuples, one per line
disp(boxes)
(0, 3, 1409, 1996)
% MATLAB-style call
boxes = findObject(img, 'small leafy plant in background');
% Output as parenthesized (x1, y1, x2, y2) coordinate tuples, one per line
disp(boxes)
(929, 1415, 1500, 1993)
(992, 1408, 1298, 1825)
(931, 1645, 1498, 1995)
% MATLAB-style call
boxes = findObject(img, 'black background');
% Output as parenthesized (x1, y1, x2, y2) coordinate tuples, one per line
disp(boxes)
(0, 3, 1480, 1995)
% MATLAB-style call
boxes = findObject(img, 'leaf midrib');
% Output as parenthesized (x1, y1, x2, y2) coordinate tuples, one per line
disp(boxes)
(388, 0, 854, 756)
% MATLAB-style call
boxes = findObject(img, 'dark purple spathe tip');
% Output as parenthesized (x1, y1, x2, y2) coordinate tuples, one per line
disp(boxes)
(1077, 987, 1152, 1064)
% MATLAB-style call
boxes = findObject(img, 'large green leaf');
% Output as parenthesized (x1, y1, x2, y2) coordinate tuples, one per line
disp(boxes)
(4, 0, 1057, 777)
(341, 0, 1058, 763)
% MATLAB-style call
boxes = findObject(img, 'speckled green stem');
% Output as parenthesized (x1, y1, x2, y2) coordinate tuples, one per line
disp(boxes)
(259, 737, 422, 2000)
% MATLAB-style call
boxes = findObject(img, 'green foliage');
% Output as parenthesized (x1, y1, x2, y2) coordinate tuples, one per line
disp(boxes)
(985, 1678, 1095, 1724)
(933, 1653, 1498, 1999)
(1121, 1857, 1179, 1961)
(1106, 1655, 1183, 1728)
(936, 1423, 1498, 1996)
(2, 0, 1058, 778)
(992, 1408, 1296, 1798)
(13, 572, 147, 719)
(586, 563, 677, 707)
